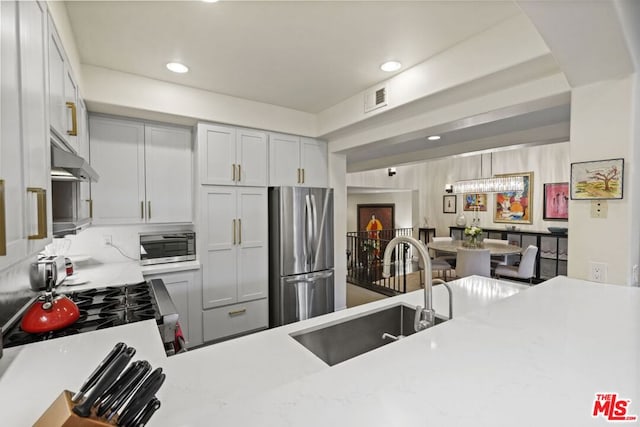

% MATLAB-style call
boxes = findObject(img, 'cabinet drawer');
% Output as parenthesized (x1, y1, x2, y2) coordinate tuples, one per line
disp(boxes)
(203, 298, 268, 342)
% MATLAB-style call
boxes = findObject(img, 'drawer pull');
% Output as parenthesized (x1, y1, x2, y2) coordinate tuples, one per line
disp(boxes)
(228, 308, 247, 316)
(238, 218, 241, 245)
(27, 187, 47, 240)
(237, 164, 241, 182)
(0, 180, 6, 255)
(66, 102, 77, 136)
(301, 168, 305, 184)
(232, 219, 236, 245)
(232, 164, 236, 182)
(141, 201, 144, 219)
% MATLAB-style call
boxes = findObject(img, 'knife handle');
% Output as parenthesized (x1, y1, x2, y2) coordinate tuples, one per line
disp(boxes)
(117, 369, 165, 427)
(72, 342, 126, 403)
(73, 347, 136, 418)
(129, 398, 161, 427)
(104, 362, 152, 421)
(96, 360, 150, 417)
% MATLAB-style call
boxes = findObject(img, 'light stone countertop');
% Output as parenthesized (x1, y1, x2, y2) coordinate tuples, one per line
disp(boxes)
(2, 276, 636, 426)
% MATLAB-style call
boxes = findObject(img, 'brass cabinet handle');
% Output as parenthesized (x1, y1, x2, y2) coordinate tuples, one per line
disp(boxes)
(237, 164, 241, 182)
(148, 201, 151, 219)
(66, 102, 77, 136)
(228, 308, 246, 316)
(141, 201, 144, 219)
(85, 199, 93, 219)
(0, 180, 6, 256)
(302, 168, 305, 184)
(232, 164, 236, 182)
(27, 187, 47, 240)
(232, 219, 236, 245)
(297, 168, 301, 184)
(238, 218, 242, 244)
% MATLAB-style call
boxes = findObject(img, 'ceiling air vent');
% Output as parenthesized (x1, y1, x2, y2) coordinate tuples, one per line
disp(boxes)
(364, 85, 387, 113)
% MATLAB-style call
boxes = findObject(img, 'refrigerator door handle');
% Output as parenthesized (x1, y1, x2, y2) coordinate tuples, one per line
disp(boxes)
(305, 194, 314, 268)
(284, 271, 333, 283)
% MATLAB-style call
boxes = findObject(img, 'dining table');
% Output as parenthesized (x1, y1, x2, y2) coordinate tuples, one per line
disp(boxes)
(427, 240, 522, 255)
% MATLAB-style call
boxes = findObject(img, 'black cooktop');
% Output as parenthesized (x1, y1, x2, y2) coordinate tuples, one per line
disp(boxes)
(2, 282, 160, 349)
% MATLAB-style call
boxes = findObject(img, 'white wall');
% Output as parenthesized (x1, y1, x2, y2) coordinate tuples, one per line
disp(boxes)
(347, 192, 414, 232)
(568, 76, 636, 285)
(329, 153, 347, 311)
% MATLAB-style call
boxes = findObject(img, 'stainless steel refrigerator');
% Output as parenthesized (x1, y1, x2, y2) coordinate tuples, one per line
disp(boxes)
(269, 187, 334, 327)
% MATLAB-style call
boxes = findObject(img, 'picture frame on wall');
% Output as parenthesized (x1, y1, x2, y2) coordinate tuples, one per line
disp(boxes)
(570, 158, 624, 200)
(494, 172, 533, 224)
(357, 204, 395, 233)
(463, 193, 487, 211)
(543, 182, 569, 221)
(443, 195, 457, 214)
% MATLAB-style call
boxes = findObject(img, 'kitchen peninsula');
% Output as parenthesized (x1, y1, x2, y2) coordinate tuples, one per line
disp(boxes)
(1, 275, 637, 426)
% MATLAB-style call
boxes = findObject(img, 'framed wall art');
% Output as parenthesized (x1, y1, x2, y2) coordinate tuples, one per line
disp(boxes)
(494, 172, 533, 224)
(570, 158, 623, 200)
(463, 193, 487, 212)
(543, 182, 569, 220)
(443, 195, 457, 214)
(357, 204, 395, 233)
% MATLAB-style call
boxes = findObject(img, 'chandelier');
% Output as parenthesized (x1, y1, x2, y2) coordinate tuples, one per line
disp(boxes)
(452, 175, 524, 193)
(451, 152, 524, 193)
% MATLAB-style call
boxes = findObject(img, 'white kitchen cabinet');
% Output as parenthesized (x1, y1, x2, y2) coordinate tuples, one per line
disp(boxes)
(48, 14, 78, 152)
(198, 123, 267, 187)
(268, 133, 328, 187)
(202, 298, 268, 342)
(142, 268, 203, 348)
(90, 116, 193, 225)
(0, 0, 51, 271)
(201, 186, 268, 310)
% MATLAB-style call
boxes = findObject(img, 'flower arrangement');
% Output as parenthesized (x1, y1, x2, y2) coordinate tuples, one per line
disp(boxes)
(464, 226, 482, 238)
(463, 226, 483, 247)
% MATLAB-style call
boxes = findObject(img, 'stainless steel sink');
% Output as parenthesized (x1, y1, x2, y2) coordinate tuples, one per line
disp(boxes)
(290, 304, 447, 366)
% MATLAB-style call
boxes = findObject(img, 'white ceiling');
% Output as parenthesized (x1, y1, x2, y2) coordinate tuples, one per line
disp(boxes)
(65, 1, 522, 113)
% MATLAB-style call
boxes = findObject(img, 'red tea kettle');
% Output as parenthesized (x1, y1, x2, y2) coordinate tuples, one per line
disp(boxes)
(21, 278, 80, 334)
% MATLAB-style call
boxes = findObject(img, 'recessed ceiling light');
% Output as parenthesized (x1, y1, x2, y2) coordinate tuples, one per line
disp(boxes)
(380, 61, 402, 72)
(166, 62, 189, 73)
(427, 135, 441, 141)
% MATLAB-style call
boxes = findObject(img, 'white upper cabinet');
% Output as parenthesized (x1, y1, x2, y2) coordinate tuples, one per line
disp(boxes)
(1, 0, 50, 271)
(198, 123, 267, 187)
(268, 133, 328, 187)
(90, 115, 193, 225)
(144, 124, 192, 223)
(300, 137, 329, 188)
(48, 13, 79, 153)
(90, 116, 145, 224)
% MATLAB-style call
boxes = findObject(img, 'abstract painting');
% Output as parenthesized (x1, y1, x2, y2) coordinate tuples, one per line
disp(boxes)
(494, 172, 533, 224)
(543, 182, 569, 220)
(463, 193, 487, 212)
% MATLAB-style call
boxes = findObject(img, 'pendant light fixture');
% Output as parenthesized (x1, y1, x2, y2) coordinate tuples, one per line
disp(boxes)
(452, 153, 524, 194)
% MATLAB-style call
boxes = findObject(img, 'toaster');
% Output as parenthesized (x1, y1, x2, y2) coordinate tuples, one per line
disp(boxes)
(29, 255, 67, 291)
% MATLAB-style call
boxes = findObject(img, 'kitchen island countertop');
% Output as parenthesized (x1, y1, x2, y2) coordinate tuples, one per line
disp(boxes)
(2, 276, 638, 426)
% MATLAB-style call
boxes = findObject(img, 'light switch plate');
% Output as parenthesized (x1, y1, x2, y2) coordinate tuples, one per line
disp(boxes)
(590, 200, 608, 218)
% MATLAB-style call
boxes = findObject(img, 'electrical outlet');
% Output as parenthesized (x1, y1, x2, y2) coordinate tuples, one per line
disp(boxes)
(589, 261, 608, 282)
(103, 235, 112, 246)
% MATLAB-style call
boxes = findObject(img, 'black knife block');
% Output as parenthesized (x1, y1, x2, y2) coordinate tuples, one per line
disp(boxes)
(34, 390, 115, 427)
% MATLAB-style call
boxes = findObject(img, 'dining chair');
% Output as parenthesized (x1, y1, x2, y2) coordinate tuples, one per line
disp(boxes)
(495, 245, 539, 284)
(455, 248, 491, 278)
(431, 236, 456, 268)
(484, 238, 509, 270)
(418, 241, 451, 282)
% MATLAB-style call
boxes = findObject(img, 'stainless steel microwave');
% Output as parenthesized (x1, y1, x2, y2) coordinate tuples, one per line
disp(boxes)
(139, 231, 196, 265)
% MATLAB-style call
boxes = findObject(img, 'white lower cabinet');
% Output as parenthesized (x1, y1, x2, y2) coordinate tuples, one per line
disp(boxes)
(203, 298, 268, 342)
(142, 268, 203, 349)
(200, 186, 268, 342)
